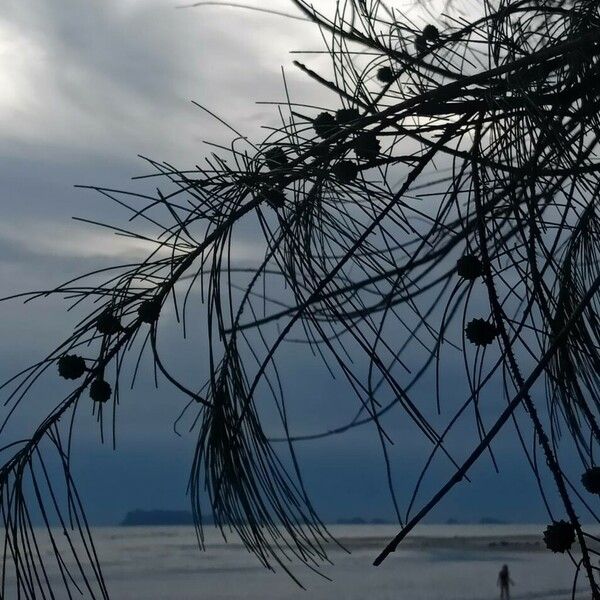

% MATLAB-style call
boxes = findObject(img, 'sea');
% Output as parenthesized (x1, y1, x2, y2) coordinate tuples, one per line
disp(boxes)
(5, 524, 596, 599)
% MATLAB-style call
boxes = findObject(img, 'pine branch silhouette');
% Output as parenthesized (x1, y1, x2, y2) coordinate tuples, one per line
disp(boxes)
(2, 0, 600, 597)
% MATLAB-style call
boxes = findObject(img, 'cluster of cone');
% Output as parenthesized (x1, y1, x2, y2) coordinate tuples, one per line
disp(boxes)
(258, 105, 381, 211)
(260, 146, 287, 209)
(312, 108, 381, 162)
(376, 24, 441, 85)
(456, 253, 600, 554)
(257, 23, 442, 210)
(57, 298, 161, 403)
(456, 254, 498, 347)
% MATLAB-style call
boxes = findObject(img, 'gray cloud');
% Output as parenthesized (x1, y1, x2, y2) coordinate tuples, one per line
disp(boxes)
(0, 0, 328, 164)
(0, 0, 556, 526)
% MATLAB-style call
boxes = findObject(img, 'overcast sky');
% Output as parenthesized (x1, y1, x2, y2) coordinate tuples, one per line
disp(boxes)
(0, 0, 562, 528)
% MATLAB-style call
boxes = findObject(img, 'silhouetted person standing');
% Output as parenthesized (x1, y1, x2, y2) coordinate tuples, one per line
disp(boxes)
(498, 564, 514, 599)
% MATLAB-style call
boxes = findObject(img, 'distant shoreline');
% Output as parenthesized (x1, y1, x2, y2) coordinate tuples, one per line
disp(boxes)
(114, 517, 600, 556)
(119, 509, 515, 527)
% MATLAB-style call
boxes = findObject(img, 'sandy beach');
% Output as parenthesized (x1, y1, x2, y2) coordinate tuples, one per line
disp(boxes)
(5, 524, 592, 599)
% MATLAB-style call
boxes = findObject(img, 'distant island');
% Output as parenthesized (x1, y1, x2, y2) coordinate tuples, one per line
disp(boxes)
(121, 509, 198, 526)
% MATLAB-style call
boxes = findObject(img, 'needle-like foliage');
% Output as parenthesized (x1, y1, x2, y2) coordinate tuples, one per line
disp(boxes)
(2, 0, 600, 597)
